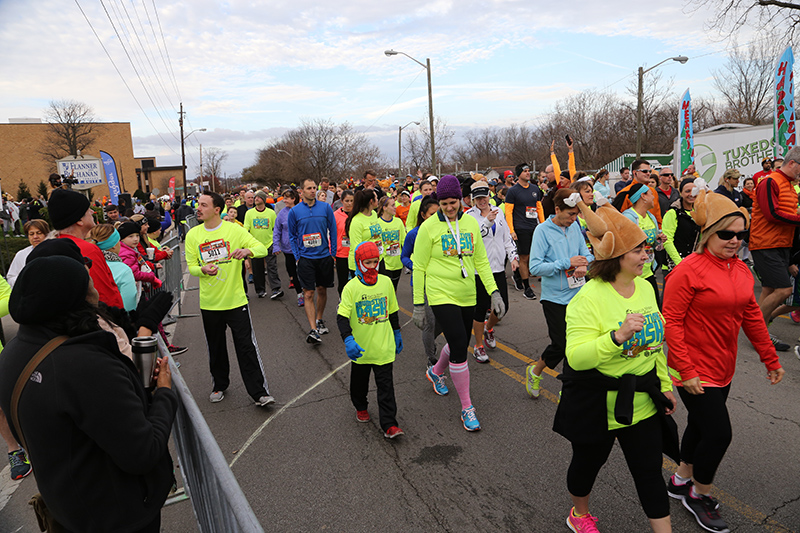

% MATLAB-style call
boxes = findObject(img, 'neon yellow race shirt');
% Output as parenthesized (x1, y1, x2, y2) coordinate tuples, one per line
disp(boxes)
(185, 220, 267, 311)
(337, 275, 399, 365)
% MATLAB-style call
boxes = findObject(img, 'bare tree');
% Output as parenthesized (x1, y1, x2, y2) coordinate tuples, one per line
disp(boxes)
(200, 148, 228, 181)
(403, 116, 455, 173)
(247, 118, 384, 187)
(711, 40, 776, 125)
(624, 70, 677, 155)
(689, 0, 800, 45)
(40, 100, 101, 163)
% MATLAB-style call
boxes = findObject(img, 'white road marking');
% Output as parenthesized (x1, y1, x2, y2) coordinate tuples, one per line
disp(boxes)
(229, 360, 350, 468)
(0, 465, 23, 513)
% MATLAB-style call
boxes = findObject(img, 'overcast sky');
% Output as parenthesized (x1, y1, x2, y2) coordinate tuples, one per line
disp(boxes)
(0, 0, 766, 176)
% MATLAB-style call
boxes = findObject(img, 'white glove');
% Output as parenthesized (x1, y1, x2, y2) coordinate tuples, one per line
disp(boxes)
(412, 305, 427, 330)
(490, 290, 506, 319)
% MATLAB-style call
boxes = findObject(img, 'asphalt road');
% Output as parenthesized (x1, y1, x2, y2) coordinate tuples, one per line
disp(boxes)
(2, 249, 800, 533)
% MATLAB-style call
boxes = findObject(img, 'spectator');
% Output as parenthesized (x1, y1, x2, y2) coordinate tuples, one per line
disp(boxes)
(0, 254, 177, 532)
(656, 168, 680, 216)
(7, 219, 49, 287)
(753, 157, 772, 184)
(614, 167, 632, 195)
(50, 188, 124, 309)
(90, 224, 137, 312)
(593, 169, 611, 199)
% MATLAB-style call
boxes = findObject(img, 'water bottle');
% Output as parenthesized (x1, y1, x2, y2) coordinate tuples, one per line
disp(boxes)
(131, 336, 159, 389)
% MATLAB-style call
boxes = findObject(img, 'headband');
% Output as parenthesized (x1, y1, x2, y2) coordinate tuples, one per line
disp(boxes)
(96, 229, 121, 251)
(629, 185, 647, 204)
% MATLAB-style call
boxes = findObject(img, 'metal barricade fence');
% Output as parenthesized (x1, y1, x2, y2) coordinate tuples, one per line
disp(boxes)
(185, 213, 198, 229)
(157, 336, 264, 533)
(158, 235, 198, 321)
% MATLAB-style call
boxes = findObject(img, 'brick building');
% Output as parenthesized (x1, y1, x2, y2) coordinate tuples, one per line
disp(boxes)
(0, 120, 141, 200)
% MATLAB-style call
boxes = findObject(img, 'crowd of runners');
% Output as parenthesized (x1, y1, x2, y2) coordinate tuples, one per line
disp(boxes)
(0, 141, 798, 532)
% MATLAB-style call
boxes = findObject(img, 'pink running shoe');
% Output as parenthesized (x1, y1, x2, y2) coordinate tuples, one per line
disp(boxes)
(566, 508, 600, 532)
(791, 310, 800, 323)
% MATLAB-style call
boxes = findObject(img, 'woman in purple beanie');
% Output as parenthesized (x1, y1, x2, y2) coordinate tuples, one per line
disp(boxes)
(410, 175, 507, 431)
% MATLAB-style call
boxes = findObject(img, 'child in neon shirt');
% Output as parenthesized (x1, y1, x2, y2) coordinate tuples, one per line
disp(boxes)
(337, 242, 404, 439)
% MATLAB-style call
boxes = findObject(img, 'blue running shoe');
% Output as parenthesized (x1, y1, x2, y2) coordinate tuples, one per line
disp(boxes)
(426, 367, 448, 396)
(461, 405, 481, 431)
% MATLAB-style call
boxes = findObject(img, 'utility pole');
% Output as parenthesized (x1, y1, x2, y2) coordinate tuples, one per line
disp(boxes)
(427, 58, 436, 174)
(179, 103, 187, 196)
(200, 144, 204, 192)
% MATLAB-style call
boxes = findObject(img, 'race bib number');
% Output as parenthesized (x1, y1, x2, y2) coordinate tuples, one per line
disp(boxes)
(341, 236, 350, 248)
(525, 206, 537, 219)
(303, 233, 322, 248)
(376, 242, 384, 255)
(566, 267, 585, 289)
(644, 244, 655, 264)
(386, 243, 401, 256)
(199, 239, 229, 263)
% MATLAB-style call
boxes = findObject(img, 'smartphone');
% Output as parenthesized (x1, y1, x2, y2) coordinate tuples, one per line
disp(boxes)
(565, 134, 573, 146)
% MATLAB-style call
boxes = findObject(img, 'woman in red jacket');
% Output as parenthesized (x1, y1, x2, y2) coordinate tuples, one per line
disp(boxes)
(663, 189, 784, 533)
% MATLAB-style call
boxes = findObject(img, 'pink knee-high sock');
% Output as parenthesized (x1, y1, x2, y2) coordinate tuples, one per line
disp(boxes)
(449, 361, 472, 410)
(433, 344, 450, 375)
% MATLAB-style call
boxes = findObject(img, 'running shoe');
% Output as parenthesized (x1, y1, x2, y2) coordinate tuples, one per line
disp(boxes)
(770, 334, 790, 352)
(297, 293, 304, 307)
(792, 310, 800, 323)
(512, 270, 524, 291)
(523, 286, 537, 300)
(525, 365, 542, 399)
(307, 329, 322, 344)
(426, 367, 449, 396)
(566, 507, 600, 533)
(682, 491, 729, 533)
(473, 345, 489, 363)
(248, 274, 254, 284)
(316, 319, 329, 335)
(384, 426, 405, 439)
(667, 474, 693, 501)
(257, 291, 268, 298)
(484, 326, 496, 349)
(356, 409, 370, 422)
(460, 405, 481, 431)
(271, 289, 284, 300)
(168, 345, 188, 356)
(209, 391, 224, 403)
(8, 449, 31, 480)
(795, 345, 800, 361)
(255, 395, 275, 407)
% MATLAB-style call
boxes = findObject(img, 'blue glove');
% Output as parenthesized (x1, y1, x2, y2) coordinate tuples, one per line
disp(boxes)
(394, 329, 403, 354)
(344, 335, 364, 361)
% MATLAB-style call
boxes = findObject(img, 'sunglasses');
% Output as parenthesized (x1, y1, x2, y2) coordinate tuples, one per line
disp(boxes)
(715, 229, 748, 241)
(662, 173, 674, 177)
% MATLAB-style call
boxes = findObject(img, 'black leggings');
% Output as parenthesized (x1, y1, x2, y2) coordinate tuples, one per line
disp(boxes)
(430, 304, 473, 364)
(567, 415, 669, 519)
(677, 385, 732, 485)
(336, 256, 350, 296)
(473, 272, 508, 322)
(540, 300, 567, 369)
(284, 253, 302, 295)
(378, 263, 401, 290)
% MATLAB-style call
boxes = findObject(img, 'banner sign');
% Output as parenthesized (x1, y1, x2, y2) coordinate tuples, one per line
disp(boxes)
(168, 176, 176, 201)
(100, 151, 122, 204)
(56, 156, 105, 190)
(678, 89, 694, 176)
(774, 46, 796, 159)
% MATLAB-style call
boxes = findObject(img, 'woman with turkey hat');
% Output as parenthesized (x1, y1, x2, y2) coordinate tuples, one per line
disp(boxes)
(554, 198, 678, 533)
(662, 188, 783, 533)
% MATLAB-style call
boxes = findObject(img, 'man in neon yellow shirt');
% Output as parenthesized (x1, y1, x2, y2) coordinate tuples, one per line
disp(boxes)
(185, 191, 274, 407)
(245, 191, 282, 299)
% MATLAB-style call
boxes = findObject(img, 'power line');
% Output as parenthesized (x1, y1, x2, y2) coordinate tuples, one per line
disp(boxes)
(151, 0, 182, 103)
(141, 0, 181, 102)
(73, 0, 178, 155)
(364, 68, 425, 134)
(99, 0, 182, 145)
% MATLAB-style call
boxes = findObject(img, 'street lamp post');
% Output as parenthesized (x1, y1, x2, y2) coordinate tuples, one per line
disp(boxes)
(398, 121, 420, 175)
(385, 50, 436, 173)
(636, 55, 689, 158)
(178, 103, 206, 196)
